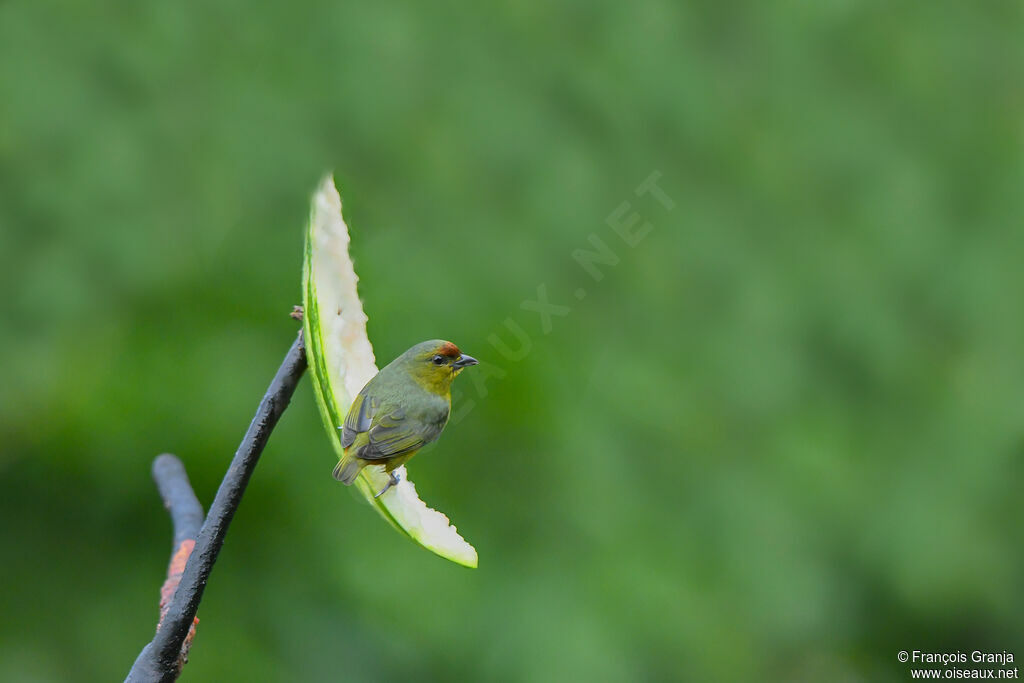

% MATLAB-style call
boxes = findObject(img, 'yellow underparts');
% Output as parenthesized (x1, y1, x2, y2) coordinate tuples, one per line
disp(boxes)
(409, 365, 461, 397)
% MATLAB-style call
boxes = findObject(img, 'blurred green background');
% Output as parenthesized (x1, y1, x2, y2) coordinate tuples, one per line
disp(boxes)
(2, 0, 1022, 680)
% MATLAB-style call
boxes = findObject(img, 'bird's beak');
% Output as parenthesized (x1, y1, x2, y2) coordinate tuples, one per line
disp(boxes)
(453, 354, 479, 368)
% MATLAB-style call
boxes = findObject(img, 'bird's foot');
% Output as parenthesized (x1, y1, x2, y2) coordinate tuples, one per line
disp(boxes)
(374, 471, 400, 499)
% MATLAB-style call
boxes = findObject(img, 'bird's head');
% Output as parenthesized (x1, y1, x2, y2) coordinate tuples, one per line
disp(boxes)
(399, 339, 478, 395)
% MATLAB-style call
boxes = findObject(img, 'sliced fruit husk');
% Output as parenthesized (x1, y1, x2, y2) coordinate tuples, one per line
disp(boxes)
(302, 174, 478, 568)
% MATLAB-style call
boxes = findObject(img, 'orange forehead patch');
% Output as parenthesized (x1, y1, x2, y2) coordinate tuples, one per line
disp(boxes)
(437, 341, 460, 357)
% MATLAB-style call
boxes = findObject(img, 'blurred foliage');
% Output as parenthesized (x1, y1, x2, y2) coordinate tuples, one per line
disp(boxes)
(1, 0, 1023, 681)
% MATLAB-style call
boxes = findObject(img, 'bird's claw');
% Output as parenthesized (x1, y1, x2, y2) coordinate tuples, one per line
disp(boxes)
(374, 472, 400, 499)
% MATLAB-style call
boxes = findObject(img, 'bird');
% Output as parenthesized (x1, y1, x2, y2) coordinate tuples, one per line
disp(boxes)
(334, 339, 479, 497)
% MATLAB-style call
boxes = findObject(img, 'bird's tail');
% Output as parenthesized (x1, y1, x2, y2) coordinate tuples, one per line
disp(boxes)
(332, 455, 363, 485)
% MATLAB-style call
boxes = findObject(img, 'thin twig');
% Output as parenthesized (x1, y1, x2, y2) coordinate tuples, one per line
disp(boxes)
(149, 454, 204, 676)
(126, 331, 307, 682)
(153, 454, 204, 551)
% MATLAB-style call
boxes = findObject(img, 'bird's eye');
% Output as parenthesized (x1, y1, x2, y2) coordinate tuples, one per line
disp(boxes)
(431, 354, 446, 365)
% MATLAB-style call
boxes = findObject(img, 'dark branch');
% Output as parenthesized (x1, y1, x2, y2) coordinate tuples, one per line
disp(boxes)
(136, 454, 207, 678)
(152, 454, 204, 550)
(127, 331, 307, 682)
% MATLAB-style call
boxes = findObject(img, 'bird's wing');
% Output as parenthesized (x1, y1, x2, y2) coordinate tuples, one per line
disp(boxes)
(343, 391, 425, 460)
(360, 407, 426, 460)
(341, 390, 376, 449)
